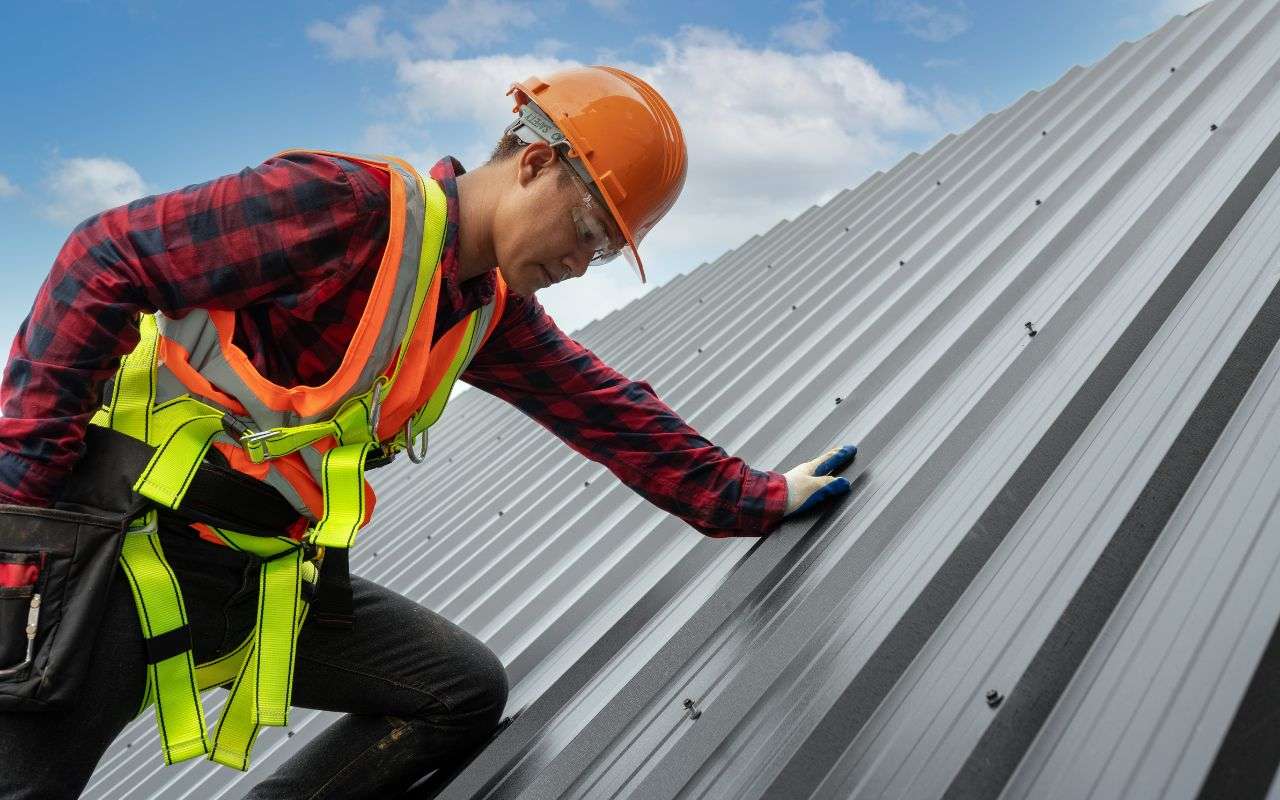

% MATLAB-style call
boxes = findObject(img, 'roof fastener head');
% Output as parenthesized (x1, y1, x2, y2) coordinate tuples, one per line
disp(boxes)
(1169, 66, 1176, 72)
(1210, 123, 1218, 131)
(1041, 130, 1047, 136)
(1034, 199, 1042, 206)
(835, 397, 843, 405)
(899, 260, 906, 266)
(682, 698, 702, 720)
(986, 689, 1004, 707)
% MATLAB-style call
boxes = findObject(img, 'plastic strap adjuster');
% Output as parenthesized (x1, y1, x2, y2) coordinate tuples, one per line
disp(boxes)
(144, 624, 193, 665)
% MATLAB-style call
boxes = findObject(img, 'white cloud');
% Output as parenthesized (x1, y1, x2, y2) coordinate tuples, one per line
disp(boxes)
(41, 157, 149, 224)
(306, 5, 389, 60)
(411, 0, 537, 58)
(0, 174, 17, 198)
(306, 14, 981, 328)
(309, 2, 538, 62)
(395, 53, 582, 130)
(875, 0, 970, 42)
(534, 38, 568, 57)
(773, 0, 838, 52)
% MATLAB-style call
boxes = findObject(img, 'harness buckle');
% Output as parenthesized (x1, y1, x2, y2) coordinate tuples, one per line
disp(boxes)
(238, 428, 284, 464)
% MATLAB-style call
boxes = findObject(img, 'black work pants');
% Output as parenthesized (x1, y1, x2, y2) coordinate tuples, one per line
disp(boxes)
(0, 522, 509, 799)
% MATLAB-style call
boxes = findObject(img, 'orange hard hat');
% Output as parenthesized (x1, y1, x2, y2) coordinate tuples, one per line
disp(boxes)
(507, 66, 687, 283)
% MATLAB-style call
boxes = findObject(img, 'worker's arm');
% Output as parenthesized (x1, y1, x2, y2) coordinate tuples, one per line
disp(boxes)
(0, 153, 384, 506)
(463, 293, 796, 537)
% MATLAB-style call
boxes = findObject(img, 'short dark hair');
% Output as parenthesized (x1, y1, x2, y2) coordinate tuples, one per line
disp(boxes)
(488, 132, 527, 163)
(487, 133, 575, 188)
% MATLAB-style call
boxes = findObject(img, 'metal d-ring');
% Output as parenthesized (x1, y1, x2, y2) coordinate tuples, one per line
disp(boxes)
(404, 419, 428, 464)
(367, 376, 389, 444)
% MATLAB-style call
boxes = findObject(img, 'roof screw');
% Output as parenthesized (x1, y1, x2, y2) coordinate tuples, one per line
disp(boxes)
(682, 698, 702, 720)
(835, 397, 843, 405)
(373, 551, 378, 558)
(1041, 130, 1048, 136)
(898, 259, 906, 267)
(584, 480, 591, 487)
(844, 226, 851, 232)
(986, 689, 1003, 707)
(1034, 199, 1042, 206)
(1169, 66, 1176, 72)
(791, 304, 798, 310)
(936, 179, 942, 186)
(697, 347, 703, 353)
(287, 730, 295, 737)
(498, 510, 504, 517)
(1210, 123, 1218, 131)
(126, 742, 132, 748)
(1025, 321, 1038, 337)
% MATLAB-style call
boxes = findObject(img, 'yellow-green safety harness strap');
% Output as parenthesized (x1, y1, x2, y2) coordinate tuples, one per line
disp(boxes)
(118, 511, 211, 765)
(209, 546, 309, 771)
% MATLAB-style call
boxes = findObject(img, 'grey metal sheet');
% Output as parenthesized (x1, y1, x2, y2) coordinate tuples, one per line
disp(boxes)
(90, 0, 1280, 797)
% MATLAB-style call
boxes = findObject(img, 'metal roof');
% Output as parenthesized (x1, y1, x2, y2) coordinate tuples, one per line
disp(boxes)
(91, 0, 1280, 796)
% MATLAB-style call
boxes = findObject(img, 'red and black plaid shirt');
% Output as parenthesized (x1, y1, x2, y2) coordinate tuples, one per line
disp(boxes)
(0, 152, 787, 537)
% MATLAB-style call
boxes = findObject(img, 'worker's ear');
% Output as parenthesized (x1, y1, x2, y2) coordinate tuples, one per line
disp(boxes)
(515, 141, 558, 188)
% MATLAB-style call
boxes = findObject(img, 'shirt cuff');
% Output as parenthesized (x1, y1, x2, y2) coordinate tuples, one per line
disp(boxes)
(758, 469, 790, 534)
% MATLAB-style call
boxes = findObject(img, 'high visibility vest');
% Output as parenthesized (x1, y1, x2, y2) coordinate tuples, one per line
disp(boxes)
(91, 150, 508, 771)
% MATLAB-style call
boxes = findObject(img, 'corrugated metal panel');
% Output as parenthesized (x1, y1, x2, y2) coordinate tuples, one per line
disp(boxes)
(89, 0, 1280, 796)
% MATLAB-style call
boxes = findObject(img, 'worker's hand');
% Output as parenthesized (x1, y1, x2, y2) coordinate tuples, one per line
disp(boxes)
(782, 444, 858, 519)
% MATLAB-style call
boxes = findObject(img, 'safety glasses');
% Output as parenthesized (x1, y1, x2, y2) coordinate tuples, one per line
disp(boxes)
(557, 153, 627, 267)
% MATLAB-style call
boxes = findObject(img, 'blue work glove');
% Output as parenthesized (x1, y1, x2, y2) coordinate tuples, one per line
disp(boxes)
(781, 444, 858, 519)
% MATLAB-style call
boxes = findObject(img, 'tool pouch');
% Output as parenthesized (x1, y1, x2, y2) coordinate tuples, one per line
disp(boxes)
(0, 431, 148, 712)
(0, 503, 135, 711)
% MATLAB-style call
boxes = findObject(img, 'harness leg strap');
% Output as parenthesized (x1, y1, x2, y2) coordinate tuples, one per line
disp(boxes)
(118, 513, 211, 765)
(209, 547, 309, 771)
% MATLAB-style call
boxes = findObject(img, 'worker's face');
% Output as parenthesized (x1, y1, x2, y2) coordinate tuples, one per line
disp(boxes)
(494, 142, 623, 298)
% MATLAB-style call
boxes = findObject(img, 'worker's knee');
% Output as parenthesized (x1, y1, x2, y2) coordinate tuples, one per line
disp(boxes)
(457, 643, 509, 733)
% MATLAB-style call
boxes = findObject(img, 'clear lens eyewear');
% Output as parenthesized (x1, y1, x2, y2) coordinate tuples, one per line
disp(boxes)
(559, 155, 627, 266)
(571, 207, 625, 266)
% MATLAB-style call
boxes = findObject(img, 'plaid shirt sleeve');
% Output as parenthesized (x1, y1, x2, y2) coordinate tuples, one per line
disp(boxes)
(461, 292, 789, 538)
(0, 152, 382, 507)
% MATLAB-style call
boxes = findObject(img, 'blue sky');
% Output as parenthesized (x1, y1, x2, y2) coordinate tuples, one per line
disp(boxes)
(0, 0, 1201, 346)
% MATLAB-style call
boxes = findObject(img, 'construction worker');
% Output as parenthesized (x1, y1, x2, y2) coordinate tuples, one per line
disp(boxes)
(0, 66, 856, 799)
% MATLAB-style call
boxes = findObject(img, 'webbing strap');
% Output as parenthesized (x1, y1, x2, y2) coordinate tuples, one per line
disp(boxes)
(104, 314, 160, 441)
(308, 443, 373, 549)
(381, 164, 448, 390)
(209, 547, 310, 771)
(118, 512, 211, 765)
(241, 419, 337, 463)
(133, 411, 224, 508)
(407, 312, 481, 440)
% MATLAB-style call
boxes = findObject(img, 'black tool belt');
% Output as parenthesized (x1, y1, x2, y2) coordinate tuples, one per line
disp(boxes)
(0, 425, 353, 713)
